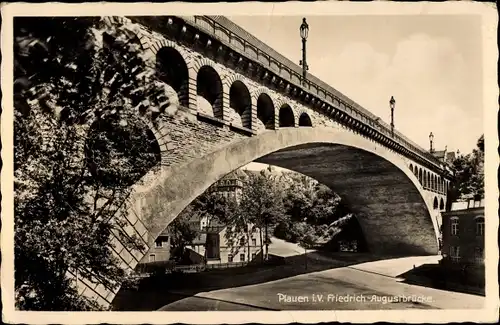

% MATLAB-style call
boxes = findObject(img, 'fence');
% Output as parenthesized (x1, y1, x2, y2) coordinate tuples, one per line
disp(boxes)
(136, 257, 284, 276)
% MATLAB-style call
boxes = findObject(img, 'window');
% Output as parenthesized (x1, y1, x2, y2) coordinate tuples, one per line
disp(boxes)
(149, 254, 156, 262)
(451, 218, 459, 236)
(252, 252, 256, 260)
(240, 237, 245, 246)
(474, 247, 484, 264)
(228, 254, 233, 263)
(240, 253, 245, 262)
(155, 236, 169, 248)
(252, 238, 257, 246)
(475, 217, 485, 236)
(450, 246, 460, 263)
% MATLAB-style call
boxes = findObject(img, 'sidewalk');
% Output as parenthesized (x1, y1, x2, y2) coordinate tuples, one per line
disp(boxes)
(188, 257, 485, 310)
(347, 255, 441, 278)
(313, 267, 485, 309)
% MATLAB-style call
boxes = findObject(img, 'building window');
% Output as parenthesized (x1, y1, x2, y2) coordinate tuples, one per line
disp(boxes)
(252, 238, 257, 246)
(228, 254, 233, 263)
(252, 252, 256, 260)
(240, 237, 245, 246)
(149, 254, 156, 262)
(240, 253, 245, 262)
(450, 246, 460, 263)
(474, 247, 484, 264)
(451, 218, 459, 236)
(475, 217, 485, 236)
(155, 236, 169, 248)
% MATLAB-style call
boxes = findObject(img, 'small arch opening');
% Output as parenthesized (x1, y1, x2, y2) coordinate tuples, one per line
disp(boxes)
(298, 112, 313, 127)
(156, 47, 189, 107)
(433, 197, 438, 210)
(439, 198, 445, 210)
(279, 104, 295, 127)
(256, 93, 275, 130)
(229, 80, 252, 129)
(197, 65, 223, 120)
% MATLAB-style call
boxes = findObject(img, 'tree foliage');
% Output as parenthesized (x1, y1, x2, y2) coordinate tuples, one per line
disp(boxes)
(448, 134, 485, 204)
(14, 17, 169, 310)
(235, 170, 286, 260)
(167, 207, 199, 264)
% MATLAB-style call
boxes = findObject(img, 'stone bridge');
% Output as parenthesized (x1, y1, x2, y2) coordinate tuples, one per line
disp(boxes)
(74, 16, 454, 307)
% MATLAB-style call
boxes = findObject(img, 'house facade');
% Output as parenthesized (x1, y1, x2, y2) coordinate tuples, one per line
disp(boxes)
(441, 198, 485, 286)
(187, 219, 263, 264)
(186, 169, 264, 264)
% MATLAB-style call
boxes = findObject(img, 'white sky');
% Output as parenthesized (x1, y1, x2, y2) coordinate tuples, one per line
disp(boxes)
(228, 15, 483, 160)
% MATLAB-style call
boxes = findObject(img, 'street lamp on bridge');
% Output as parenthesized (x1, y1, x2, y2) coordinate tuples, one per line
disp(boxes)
(299, 17, 309, 85)
(429, 132, 435, 153)
(389, 96, 395, 137)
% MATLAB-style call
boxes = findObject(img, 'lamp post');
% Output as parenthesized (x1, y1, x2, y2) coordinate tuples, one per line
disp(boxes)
(299, 18, 309, 85)
(429, 132, 434, 153)
(389, 96, 395, 137)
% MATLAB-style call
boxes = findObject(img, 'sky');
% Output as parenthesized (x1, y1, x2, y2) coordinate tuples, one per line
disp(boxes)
(227, 14, 483, 165)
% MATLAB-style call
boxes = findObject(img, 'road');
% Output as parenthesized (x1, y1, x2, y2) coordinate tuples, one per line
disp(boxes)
(157, 244, 485, 311)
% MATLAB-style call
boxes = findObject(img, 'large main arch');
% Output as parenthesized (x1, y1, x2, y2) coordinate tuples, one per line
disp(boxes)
(129, 127, 440, 260)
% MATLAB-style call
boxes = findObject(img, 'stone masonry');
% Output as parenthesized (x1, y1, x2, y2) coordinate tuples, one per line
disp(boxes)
(75, 16, 452, 308)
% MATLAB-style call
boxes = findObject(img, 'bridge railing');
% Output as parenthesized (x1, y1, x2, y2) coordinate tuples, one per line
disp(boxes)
(179, 15, 445, 170)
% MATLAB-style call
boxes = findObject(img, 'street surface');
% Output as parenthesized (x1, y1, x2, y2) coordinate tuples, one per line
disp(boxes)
(156, 239, 484, 311)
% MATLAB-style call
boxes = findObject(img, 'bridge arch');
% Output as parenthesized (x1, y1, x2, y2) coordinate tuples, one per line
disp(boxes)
(227, 79, 252, 129)
(131, 127, 440, 259)
(298, 112, 313, 127)
(85, 111, 164, 189)
(195, 63, 224, 120)
(253, 89, 276, 130)
(156, 47, 190, 108)
(279, 104, 295, 127)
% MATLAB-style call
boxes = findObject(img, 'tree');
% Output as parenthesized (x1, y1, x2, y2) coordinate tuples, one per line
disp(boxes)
(298, 226, 316, 270)
(167, 206, 199, 264)
(237, 171, 285, 261)
(448, 134, 485, 207)
(14, 17, 171, 310)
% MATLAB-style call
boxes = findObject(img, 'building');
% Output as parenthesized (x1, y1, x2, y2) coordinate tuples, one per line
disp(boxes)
(440, 197, 485, 286)
(148, 231, 171, 263)
(186, 169, 264, 264)
(431, 147, 456, 166)
(147, 169, 263, 265)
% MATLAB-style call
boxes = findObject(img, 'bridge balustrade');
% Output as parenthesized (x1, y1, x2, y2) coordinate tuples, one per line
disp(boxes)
(176, 15, 446, 174)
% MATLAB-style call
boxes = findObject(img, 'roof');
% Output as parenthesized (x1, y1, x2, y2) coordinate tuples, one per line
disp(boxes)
(432, 150, 446, 159)
(447, 199, 485, 212)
